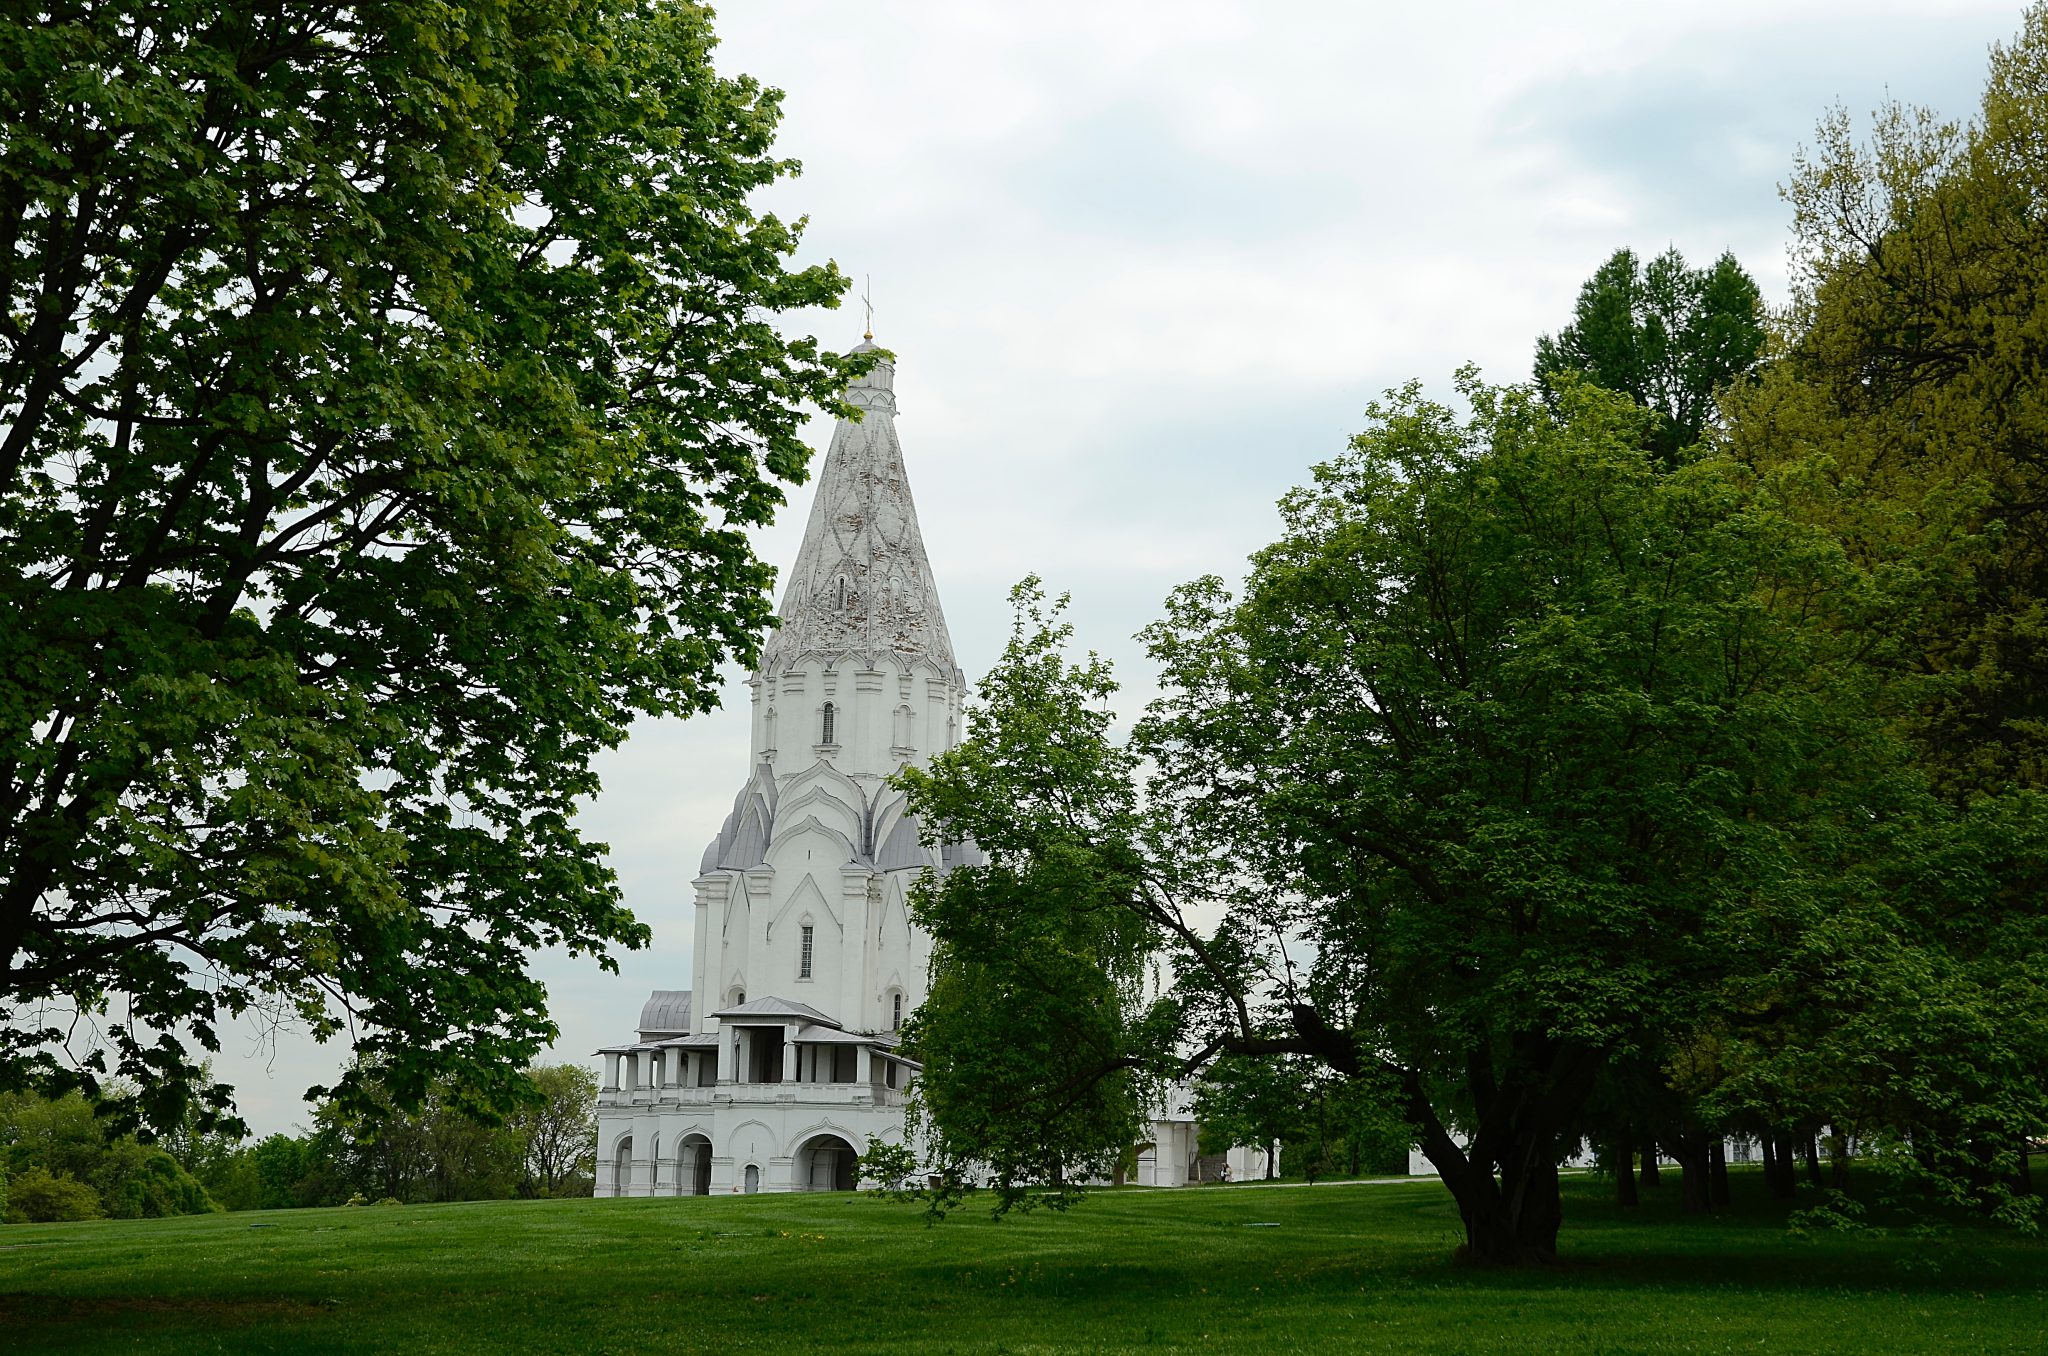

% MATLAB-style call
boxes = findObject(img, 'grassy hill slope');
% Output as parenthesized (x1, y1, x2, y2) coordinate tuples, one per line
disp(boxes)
(2, 1173, 2043, 1353)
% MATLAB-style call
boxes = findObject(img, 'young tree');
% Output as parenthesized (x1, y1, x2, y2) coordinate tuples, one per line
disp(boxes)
(1191, 1052, 1315, 1180)
(897, 585, 1177, 1213)
(0, 2, 863, 1132)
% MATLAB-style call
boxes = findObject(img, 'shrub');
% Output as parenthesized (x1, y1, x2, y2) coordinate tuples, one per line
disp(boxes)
(90, 1140, 216, 1218)
(4, 1167, 104, 1223)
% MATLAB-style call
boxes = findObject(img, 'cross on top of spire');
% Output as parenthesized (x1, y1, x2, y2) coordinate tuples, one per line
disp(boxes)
(862, 274, 874, 341)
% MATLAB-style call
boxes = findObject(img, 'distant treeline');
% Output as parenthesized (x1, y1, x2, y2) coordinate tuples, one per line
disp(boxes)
(1, 1064, 596, 1223)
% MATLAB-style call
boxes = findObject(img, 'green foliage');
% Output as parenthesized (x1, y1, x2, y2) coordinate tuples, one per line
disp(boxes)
(898, 582, 1176, 1215)
(0, 1087, 217, 1219)
(1193, 1058, 1411, 1182)
(0, 0, 862, 1132)
(1730, 1, 2048, 798)
(1705, 0, 2048, 1229)
(248, 1133, 314, 1211)
(2, 1165, 103, 1223)
(1535, 247, 1766, 463)
(509, 1063, 598, 1198)
(1135, 372, 1924, 1261)
(855, 1138, 919, 1196)
(89, 1138, 215, 1219)
(294, 1061, 596, 1205)
(0, 1089, 106, 1182)
(2, 1061, 595, 1214)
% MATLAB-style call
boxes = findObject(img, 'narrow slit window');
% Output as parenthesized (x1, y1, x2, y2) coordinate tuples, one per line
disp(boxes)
(821, 702, 835, 745)
(799, 924, 814, 980)
(892, 992, 904, 1030)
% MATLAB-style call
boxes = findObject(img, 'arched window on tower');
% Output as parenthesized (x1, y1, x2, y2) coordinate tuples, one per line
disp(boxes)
(836, 575, 848, 609)
(892, 991, 904, 1030)
(799, 923, 814, 980)
(821, 702, 836, 746)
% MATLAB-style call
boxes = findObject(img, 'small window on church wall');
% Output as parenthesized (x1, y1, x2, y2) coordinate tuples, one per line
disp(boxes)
(799, 924, 814, 980)
(821, 702, 835, 745)
(892, 992, 903, 1030)
(836, 575, 848, 609)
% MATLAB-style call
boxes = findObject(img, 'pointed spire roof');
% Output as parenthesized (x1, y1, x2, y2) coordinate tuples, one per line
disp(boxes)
(758, 340, 956, 676)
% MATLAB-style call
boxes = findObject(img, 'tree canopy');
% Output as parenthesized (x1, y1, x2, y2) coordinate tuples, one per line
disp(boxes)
(0, 1, 860, 1132)
(1534, 246, 1766, 463)
(905, 374, 1949, 1261)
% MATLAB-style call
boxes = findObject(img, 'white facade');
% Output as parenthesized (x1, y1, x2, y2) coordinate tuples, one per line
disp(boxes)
(593, 339, 1273, 1196)
(594, 338, 966, 1196)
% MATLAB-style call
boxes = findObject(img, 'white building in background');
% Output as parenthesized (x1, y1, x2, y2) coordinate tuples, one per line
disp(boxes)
(593, 338, 1270, 1196)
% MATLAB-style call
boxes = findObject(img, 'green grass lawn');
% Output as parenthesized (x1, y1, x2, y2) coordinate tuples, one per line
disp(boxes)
(2, 1171, 2043, 1354)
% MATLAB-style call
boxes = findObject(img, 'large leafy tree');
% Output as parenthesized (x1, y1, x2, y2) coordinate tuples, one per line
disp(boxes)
(1534, 246, 1766, 463)
(908, 377, 1930, 1263)
(1136, 375, 1917, 1262)
(0, 2, 860, 1132)
(1727, 1, 2048, 800)
(1708, 2, 2048, 1221)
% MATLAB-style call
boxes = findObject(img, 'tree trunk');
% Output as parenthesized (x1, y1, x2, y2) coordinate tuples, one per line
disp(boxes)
(1676, 1135, 1711, 1215)
(1614, 1136, 1639, 1208)
(1638, 1134, 1663, 1190)
(1766, 1129, 1798, 1201)
(1406, 1033, 1597, 1266)
(1803, 1133, 1824, 1188)
(1440, 1153, 1563, 1265)
(1829, 1131, 1851, 1193)
(1266, 1140, 1277, 1181)
(2014, 1136, 2033, 1198)
(1708, 1139, 1730, 1208)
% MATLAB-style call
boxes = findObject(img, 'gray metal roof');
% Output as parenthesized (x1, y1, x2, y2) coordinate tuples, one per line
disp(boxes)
(636, 989, 693, 1038)
(656, 1032, 722, 1048)
(710, 995, 838, 1026)
(792, 1024, 880, 1045)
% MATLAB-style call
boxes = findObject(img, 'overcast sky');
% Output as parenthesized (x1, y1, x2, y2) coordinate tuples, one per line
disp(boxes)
(221, 0, 2026, 1135)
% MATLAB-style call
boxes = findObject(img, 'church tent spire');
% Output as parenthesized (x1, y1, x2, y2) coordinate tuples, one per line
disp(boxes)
(758, 340, 956, 677)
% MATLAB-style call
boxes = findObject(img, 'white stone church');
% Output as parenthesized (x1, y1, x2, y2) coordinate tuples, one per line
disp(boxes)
(593, 339, 1272, 1196)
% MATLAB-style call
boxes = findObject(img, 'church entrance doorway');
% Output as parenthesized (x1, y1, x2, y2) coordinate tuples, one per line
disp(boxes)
(743, 1164, 760, 1194)
(797, 1134, 859, 1191)
(613, 1136, 633, 1195)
